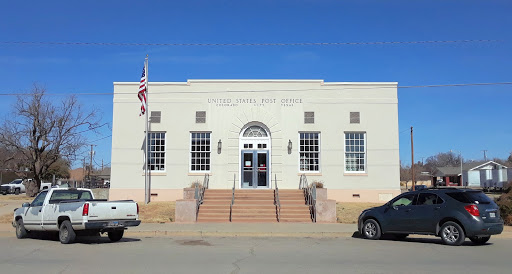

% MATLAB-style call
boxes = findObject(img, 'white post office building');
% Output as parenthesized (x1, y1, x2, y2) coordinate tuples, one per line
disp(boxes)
(110, 80, 400, 203)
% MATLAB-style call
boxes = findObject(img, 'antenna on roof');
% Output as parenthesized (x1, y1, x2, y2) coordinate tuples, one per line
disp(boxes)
(481, 150, 487, 161)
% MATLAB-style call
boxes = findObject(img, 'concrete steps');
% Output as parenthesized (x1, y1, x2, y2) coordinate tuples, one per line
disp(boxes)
(231, 190, 277, 223)
(196, 188, 312, 223)
(277, 189, 312, 223)
(196, 190, 231, 223)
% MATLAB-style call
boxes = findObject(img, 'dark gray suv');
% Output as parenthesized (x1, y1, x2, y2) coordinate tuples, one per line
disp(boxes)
(358, 188, 504, 245)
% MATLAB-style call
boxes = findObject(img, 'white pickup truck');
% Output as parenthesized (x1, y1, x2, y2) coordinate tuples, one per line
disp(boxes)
(13, 188, 141, 244)
(1, 179, 25, 195)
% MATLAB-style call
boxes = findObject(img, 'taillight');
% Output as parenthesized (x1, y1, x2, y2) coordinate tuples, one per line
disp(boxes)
(464, 204, 480, 216)
(136, 203, 139, 215)
(82, 203, 89, 216)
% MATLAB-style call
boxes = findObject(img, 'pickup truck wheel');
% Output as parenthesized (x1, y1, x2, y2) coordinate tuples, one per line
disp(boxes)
(16, 219, 28, 239)
(59, 220, 76, 244)
(108, 230, 124, 242)
(14, 188, 20, 195)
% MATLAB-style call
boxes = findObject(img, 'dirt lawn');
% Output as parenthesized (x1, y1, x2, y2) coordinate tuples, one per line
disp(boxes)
(336, 202, 383, 224)
(138, 202, 175, 223)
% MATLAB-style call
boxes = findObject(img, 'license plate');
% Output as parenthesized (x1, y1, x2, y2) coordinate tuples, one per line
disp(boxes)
(108, 221, 119, 227)
(489, 212, 496, 218)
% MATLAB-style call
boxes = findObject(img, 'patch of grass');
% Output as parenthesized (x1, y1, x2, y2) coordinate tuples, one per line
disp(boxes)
(139, 201, 175, 223)
(0, 213, 11, 224)
(336, 202, 383, 224)
(0, 201, 177, 224)
(0, 195, 33, 201)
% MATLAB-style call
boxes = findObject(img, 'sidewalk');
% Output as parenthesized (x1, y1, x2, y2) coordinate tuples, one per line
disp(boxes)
(1, 222, 511, 238)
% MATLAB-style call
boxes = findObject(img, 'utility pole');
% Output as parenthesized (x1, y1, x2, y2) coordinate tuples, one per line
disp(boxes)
(88, 145, 94, 182)
(482, 150, 487, 161)
(411, 126, 415, 191)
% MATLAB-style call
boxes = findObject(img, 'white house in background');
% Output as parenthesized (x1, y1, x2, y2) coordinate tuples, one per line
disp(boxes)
(109, 79, 400, 203)
(463, 161, 511, 188)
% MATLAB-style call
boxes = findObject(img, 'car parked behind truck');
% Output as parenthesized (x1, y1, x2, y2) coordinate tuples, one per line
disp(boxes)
(13, 188, 141, 244)
(1, 179, 25, 195)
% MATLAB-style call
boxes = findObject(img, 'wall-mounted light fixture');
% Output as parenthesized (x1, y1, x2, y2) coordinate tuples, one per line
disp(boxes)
(217, 139, 222, 154)
(287, 139, 292, 154)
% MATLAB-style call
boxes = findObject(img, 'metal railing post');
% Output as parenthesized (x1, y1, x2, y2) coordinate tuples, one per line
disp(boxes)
(274, 174, 281, 222)
(230, 174, 235, 222)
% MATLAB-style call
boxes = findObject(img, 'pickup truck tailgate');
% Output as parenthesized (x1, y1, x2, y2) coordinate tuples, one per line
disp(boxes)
(87, 200, 138, 220)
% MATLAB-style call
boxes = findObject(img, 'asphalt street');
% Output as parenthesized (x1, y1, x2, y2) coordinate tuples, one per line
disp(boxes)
(1, 235, 512, 274)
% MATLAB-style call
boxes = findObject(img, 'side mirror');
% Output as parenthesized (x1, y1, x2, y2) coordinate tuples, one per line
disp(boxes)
(22, 202, 30, 207)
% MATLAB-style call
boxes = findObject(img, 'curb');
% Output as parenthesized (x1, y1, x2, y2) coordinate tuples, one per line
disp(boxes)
(2, 229, 511, 239)
(125, 231, 355, 238)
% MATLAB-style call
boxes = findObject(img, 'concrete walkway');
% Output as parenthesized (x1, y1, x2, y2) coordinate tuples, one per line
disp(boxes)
(1, 222, 511, 239)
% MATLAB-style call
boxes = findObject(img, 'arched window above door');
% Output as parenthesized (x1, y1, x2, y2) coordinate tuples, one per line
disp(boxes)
(243, 126, 268, 137)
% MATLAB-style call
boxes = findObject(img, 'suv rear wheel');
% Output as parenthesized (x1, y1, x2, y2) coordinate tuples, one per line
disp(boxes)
(469, 236, 490, 245)
(440, 221, 465, 246)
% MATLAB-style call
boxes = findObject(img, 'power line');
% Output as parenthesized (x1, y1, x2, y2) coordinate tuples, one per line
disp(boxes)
(90, 135, 112, 143)
(75, 123, 109, 135)
(0, 39, 500, 47)
(1, 81, 511, 96)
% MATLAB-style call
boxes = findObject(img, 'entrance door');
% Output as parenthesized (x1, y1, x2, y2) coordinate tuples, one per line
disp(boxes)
(241, 150, 269, 188)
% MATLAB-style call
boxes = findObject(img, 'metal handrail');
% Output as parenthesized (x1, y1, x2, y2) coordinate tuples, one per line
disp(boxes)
(299, 173, 308, 189)
(195, 174, 209, 220)
(300, 174, 316, 222)
(274, 174, 281, 222)
(230, 174, 235, 222)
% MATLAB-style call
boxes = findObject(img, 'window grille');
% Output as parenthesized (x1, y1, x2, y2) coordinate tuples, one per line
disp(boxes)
(350, 112, 360, 124)
(299, 132, 320, 172)
(150, 111, 161, 123)
(196, 111, 206, 123)
(243, 126, 268, 137)
(345, 132, 366, 172)
(147, 132, 166, 171)
(304, 112, 314, 124)
(190, 132, 211, 171)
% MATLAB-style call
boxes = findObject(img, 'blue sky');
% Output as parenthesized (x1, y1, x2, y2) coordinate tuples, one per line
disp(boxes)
(0, 0, 511, 168)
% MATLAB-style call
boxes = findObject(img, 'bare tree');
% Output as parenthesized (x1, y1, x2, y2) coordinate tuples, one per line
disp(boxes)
(506, 152, 512, 167)
(0, 85, 101, 196)
(424, 151, 462, 174)
(400, 161, 427, 189)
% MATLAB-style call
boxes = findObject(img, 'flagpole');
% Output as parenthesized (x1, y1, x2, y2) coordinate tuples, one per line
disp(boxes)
(145, 55, 150, 204)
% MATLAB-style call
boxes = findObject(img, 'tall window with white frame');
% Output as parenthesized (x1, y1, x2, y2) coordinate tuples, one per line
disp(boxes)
(190, 132, 211, 172)
(299, 132, 320, 172)
(345, 132, 366, 172)
(147, 132, 166, 171)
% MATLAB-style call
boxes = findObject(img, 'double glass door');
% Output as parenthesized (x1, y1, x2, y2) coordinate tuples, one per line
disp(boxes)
(241, 150, 269, 188)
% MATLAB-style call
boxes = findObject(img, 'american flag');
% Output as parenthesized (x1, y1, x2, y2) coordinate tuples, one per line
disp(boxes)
(138, 65, 147, 116)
